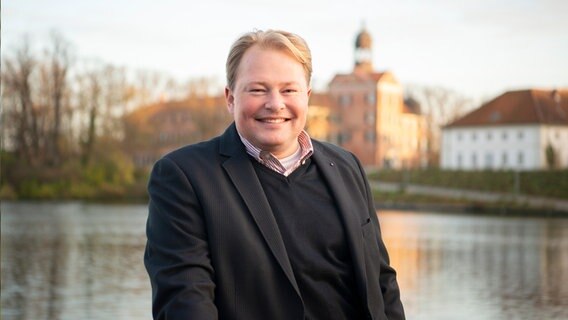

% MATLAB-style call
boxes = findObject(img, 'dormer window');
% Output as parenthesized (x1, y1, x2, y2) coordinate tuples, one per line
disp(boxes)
(490, 111, 501, 122)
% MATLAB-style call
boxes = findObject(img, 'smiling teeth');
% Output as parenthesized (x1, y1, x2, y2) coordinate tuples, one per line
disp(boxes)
(262, 118, 286, 123)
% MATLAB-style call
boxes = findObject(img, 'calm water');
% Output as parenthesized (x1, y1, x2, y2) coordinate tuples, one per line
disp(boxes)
(1, 202, 567, 320)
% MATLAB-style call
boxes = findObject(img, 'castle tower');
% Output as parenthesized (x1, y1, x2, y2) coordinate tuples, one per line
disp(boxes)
(354, 27, 373, 74)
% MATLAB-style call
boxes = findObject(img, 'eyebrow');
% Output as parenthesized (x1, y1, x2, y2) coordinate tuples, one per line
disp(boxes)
(246, 81, 302, 86)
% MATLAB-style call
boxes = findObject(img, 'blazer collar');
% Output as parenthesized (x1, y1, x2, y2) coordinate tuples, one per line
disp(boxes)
(219, 123, 301, 296)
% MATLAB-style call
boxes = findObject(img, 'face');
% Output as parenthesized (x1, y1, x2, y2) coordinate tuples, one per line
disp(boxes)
(225, 46, 311, 158)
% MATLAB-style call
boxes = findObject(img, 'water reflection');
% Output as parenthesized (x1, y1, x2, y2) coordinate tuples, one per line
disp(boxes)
(1, 202, 151, 320)
(380, 212, 568, 320)
(1, 203, 567, 320)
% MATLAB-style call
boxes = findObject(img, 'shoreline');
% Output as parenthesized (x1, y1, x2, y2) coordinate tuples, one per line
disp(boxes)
(375, 201, 568, 218)
(2, 199, 567, 218)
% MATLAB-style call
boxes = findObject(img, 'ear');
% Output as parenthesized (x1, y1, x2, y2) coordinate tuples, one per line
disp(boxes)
(225, 87, 235, 114)
(307, 87, 312, 98)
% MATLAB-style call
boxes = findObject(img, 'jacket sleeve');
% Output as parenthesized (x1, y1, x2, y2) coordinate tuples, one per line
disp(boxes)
(144, 157, 217, 320)
(353, 156, 406, 320)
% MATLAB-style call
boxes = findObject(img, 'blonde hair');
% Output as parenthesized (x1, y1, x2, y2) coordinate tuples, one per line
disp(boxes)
(226, 29, 312, 90)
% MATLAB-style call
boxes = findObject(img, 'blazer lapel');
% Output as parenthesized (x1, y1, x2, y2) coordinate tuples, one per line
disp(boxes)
(311, 146, 369, 305)
(219, 124, 301, 296)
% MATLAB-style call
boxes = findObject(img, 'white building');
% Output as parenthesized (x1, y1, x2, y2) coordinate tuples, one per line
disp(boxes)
(441, 89, 568, 171)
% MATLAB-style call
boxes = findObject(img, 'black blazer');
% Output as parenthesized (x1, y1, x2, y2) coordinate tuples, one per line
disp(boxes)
(144, 124, 405, 320)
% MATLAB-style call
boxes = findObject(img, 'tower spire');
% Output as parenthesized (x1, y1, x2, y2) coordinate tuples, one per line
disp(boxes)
(354, 24, 373, 73)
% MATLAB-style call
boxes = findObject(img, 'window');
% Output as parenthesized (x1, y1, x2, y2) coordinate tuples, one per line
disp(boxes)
(457, 153, 462, 168)
(502, 152, 508, 167)
(472, 132, 477, 141)
(487, 132, 492, 140)
(518, 152, 524, 166)
(338, 131, 352, 145)
(518, 131, 524, 140)
(366, 92, 376, 105)
(457, 133, 462, 141)
(339, 94, 352, 107)
(365, 112, 375, 125)
(490, 111, 501, 122)
(502, 131, 508, 140)
(485, 153, 493, 168)
(471, 153, 477, 168)
(365, 130, 376, 143)
(330, 114, 341, 124)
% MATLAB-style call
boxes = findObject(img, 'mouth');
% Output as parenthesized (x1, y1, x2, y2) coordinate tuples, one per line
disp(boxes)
(256, 117, 290, 124)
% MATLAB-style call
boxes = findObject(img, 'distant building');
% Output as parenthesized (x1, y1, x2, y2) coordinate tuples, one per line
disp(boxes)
(306, 93, 332, 141)
(323, 28, 427, 168)
(441, 89, 568, 170)
(123, 96, 232, 168)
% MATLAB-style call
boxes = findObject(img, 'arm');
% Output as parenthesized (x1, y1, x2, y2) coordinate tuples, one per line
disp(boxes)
(144, 157, 217, 320)
(354, 157, 405, 320)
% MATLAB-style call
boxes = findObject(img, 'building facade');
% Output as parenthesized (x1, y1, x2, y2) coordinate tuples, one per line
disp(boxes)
(441, 89, 568, 170)
(123, 96, 232, 168)
(324, 28, 426, 168)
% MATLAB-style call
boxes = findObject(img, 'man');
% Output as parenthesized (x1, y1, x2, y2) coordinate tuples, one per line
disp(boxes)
(144, 29, 405, 320)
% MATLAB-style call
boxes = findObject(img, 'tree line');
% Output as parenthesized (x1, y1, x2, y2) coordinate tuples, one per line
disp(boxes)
(1, 32, 221, 200)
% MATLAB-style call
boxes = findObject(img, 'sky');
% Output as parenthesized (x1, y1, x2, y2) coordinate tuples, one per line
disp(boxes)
(3, 0, 568, 104)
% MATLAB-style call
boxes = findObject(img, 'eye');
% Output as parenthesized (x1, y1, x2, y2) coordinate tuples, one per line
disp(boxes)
(283, 88, 298, 94)
(249, 88, 266, 93)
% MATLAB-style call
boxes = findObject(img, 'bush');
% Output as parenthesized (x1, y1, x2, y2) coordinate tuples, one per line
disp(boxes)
(368, 169, 568, 199)
(0, 183, 18, 200)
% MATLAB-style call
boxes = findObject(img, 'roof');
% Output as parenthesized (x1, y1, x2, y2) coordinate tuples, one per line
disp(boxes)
(330, 71, 390, 84)
(355, 28, 372, 48)
(445, 89, 568, 127)
(126, 95, 226, 123)
(403, 96, 421, 115)
(309, 92, 332, 106)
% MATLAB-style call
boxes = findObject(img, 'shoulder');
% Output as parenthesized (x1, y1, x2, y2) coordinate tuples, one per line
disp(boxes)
(166, 136, 220, 160)
(311, 139, 369, 185)
(154, 135, 223, 174)
(312, 139, 360, 167)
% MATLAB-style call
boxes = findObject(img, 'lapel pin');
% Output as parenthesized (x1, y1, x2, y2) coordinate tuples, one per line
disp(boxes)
(330, 162, 334, 166)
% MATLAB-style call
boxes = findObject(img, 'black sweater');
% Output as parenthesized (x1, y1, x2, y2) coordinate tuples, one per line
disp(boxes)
(252, 158, 366, 320)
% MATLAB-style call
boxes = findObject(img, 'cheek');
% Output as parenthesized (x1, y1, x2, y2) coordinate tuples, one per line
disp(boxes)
(237, 99, 260, 115)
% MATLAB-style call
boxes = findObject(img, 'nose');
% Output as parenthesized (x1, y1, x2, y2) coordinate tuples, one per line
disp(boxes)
(265, 91, 285, 110)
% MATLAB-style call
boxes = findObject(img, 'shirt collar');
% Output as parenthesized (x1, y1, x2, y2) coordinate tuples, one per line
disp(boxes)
(239, 130, 314, 175)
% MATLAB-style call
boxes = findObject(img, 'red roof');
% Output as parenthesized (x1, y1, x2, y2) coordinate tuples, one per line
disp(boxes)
(446, 89, 568, 127)
(309, 92, 332, 106)
(330, 72, 387, 84)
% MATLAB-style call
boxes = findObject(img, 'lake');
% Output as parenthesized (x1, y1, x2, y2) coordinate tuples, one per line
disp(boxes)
(1, 202, 567, 319)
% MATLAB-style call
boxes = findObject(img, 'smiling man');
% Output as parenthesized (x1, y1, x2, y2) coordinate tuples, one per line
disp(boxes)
(226, 43, 311, 158)
(144, 29, 405, 320)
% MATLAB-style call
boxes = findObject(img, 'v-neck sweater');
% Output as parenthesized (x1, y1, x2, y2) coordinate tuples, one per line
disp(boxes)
(251, 158, 365, 320)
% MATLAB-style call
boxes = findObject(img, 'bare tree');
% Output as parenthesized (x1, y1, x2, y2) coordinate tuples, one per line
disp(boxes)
(75, 64, 102, 164)
(128, 70, 184, 109)
(1, 38, 41, 164)
(43, 32, 73, 166)
(405, 85, 474, 167)
(101, 65, 134, 139)
(185, 76, 221, 99)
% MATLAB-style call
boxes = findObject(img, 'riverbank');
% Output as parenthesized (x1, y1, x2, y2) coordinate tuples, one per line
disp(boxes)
(4, 185, 568, 217)
(371, 181, 568, 217)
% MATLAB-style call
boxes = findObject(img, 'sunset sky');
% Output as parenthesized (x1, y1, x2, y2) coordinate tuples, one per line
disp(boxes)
(4, 0, 568, 103)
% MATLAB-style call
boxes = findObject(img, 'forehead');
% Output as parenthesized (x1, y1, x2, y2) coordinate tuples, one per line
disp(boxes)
(236, 46, 306, 82)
